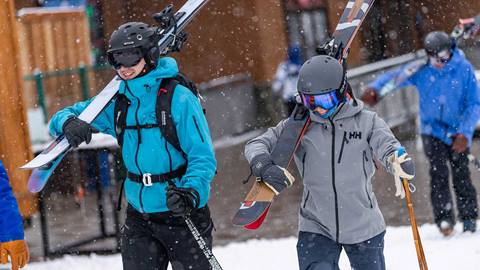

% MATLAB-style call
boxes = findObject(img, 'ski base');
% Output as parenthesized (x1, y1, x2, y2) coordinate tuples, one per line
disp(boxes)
(27, 151, 67, 193)
(232, 180, 275, 228)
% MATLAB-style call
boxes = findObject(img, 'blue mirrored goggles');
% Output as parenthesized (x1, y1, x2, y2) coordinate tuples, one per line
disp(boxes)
(300, 90, 339, 111)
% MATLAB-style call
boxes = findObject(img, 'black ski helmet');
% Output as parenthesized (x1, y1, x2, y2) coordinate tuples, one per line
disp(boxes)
(297, 55, 347, 98)
(423, 31, 452, 55)
(107, 22, 159, 68)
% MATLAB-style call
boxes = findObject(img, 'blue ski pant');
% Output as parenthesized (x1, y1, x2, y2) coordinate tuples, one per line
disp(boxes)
(297, 231, 386, 270)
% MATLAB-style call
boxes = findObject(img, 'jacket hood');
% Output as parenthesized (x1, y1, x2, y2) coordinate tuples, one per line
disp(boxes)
(310, 98, 364, 123)
(119, 57, 179, 96)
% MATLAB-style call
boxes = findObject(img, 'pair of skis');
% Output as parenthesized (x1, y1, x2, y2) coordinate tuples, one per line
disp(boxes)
(377, 14, 480, 99)
(232, 0, 377, 229)
(451, 14, 480, 41)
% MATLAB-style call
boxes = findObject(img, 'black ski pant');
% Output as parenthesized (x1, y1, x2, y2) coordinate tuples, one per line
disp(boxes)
(422, 135, 478, 226)
(121, 204, 214, 270)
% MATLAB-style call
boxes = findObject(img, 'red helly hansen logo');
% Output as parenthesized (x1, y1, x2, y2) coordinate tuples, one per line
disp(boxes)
(158, 88, 168, 96)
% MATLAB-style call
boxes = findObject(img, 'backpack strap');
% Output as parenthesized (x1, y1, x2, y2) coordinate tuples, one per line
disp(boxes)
(113, 93, 131, 146)
(157, 78, 183, 153)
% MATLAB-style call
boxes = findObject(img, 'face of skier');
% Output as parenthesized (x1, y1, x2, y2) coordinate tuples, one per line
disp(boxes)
(428, 49, 451, 69)
(110, 48, 147, 80)
(301, 90, 340, 118)
(117, 58, 147, 80)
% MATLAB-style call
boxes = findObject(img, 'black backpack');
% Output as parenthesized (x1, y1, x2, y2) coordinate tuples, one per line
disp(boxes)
(113, 73, 202, 154)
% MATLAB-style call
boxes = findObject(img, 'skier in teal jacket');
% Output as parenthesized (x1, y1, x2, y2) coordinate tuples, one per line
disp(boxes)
(49, 22, 216, 269)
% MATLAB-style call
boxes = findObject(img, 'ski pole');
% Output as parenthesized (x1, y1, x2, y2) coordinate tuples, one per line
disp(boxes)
(184, 215, 224, 270)
(402, 178, 428, 270)
(467, 154, 480, 171)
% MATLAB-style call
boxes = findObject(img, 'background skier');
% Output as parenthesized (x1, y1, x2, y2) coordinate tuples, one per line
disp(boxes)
(272, 45, 303, 115)
(245, 55, 415, 270)
(362, 31, 480, 236)
(0, 160, 29, 270)
(49, 22, 217, 269)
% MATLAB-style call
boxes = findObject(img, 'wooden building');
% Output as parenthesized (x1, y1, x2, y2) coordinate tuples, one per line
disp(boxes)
(14, 0, 480, 83)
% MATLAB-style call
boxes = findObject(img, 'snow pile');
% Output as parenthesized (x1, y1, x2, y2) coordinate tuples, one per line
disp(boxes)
(24, 223, 480, 270)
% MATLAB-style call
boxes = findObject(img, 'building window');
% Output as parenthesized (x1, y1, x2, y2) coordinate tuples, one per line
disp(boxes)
(284, 0, 329, 59)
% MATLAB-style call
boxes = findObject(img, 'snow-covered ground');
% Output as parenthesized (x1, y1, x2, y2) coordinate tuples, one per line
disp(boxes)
(19, 222, 480, 270)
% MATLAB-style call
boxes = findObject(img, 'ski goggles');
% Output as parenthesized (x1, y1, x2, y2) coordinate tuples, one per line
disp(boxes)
(427, 49, 451, 64)
(300, 90, 339, 111)
(108, 48, 144, 69)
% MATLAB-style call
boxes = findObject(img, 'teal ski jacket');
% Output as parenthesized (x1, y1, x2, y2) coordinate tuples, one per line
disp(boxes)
(50, 57, 217, 213)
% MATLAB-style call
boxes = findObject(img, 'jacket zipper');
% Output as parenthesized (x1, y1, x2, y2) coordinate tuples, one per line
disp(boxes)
(363, 151, 373, 208)
(302, 190, 310, 208)
(337, 131, 349, 164)
(328, 119, 339, 242)
(301, 152, 307, 178)
(125, 83, 145, 213)
(192, 116, 205, 142)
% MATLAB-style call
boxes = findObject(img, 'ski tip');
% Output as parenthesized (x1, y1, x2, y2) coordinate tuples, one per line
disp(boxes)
(27, 180, 44, 193)
(27, 169, 47, 193)
(20, 161, 37, 170)
(243, 205, 271, 230)
(232, 201, 272, 227)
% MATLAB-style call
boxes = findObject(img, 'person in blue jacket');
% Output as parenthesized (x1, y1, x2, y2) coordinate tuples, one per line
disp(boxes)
(361, 31, 480, 236)
(0, 160, 29, 270)
(49, 22, 216, 269)
(272, 45, 303, 115)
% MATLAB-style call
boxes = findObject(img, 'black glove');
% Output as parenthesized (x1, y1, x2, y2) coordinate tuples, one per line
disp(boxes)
(250, 153, 295, 195)
(62, 117, 99, 148)
(166, 186, 200, 216)
(250, 153, 274, 178)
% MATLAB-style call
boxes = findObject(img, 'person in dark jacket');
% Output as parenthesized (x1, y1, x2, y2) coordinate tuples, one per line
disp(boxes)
(246, 55, 415, 270)
(49, 22, 216, 269)
(362, 31, 480, 236)
(0, 160, 29, 270)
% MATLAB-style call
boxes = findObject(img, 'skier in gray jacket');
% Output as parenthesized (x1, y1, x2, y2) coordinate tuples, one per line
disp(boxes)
(245, 55, 415, 270)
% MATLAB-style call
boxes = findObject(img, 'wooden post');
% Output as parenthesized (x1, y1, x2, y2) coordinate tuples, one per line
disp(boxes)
(0, 0, 36, 217)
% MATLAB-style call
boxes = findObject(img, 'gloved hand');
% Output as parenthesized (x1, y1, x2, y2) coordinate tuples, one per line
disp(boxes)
(166, 186, 200, 216)
(250, 153, 295, 195)
(360, 87, 379, 106)
(388, 146, 415, 199)
(452, 134, 468, 153)
(62, 117, 99, 148)
(0, 240, 29, 270)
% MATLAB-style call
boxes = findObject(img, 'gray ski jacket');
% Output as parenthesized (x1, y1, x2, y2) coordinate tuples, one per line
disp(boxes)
(245, 100, 401, 244)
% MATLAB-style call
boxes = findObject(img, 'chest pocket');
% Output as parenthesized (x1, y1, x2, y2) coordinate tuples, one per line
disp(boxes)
(337, 130, 365, 164)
